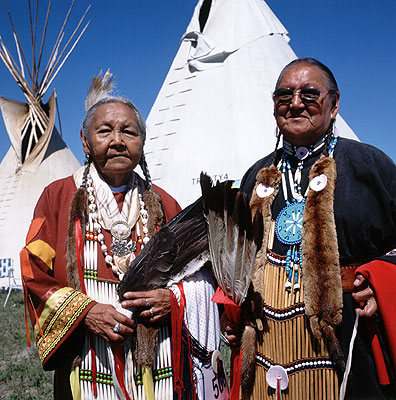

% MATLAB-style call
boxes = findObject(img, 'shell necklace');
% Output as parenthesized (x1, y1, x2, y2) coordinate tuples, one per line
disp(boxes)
(86, 174, 149, 277)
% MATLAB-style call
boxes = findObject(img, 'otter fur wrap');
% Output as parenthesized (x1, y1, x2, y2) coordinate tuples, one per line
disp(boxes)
(302, 156, 344, 368)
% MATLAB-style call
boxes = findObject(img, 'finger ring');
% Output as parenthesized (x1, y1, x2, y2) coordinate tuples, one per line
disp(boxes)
(145, 298, 150, 308)
(149, 308, 154, 318)
(113, 322, 121, 334)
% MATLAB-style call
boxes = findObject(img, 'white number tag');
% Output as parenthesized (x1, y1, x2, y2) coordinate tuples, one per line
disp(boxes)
(203, 350, 229, 400)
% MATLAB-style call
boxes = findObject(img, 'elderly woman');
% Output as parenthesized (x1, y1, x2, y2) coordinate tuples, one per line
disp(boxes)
(234, 58, 396, 399)
(20, 72, 221, 400)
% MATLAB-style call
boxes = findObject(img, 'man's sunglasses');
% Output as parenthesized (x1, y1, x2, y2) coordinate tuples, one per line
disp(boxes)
(272, 87, 336, 104)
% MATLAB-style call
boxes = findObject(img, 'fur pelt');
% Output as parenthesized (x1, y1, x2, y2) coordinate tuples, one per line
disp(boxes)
(241, 325, 257, 399)
(66, 187, 88, 369)
(121, 186, 164, 368)
(66, 187, 88, 291)
(72, 355, 82, 369)
(142, 189, 166, 236)
(240, 166, 281, 392)
(249, 166, 282, 328)
(135, 324, 158, 367)
(302, 156, 344, 368)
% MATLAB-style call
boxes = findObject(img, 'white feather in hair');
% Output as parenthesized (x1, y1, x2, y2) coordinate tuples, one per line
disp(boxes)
(84, 69, 114, 111)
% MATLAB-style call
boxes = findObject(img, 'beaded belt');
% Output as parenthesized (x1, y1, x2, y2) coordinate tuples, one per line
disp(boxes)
(340, 264, 360, 292)
(267, 250, 360, 292)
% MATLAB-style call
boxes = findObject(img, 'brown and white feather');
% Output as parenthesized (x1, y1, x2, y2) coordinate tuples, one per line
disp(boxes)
(84, 69, 114, 111)
(200, 173, 263, 306)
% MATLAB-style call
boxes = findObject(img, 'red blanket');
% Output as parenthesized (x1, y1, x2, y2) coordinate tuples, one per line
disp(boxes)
(357, 260, 396, 384)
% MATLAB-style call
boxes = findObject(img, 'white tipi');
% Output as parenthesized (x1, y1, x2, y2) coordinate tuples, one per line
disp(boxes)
(0, 2, 90, 289)
(145, 0, 357, 207)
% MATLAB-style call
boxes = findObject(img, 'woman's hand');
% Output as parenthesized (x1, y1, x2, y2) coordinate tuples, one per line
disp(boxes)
(84, 303, 135, 344)
(121, 289, 171, 324)
(352, 274, 378, 317)
(220, 313, 243, 349)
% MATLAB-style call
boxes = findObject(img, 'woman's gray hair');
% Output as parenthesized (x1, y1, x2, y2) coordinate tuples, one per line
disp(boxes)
(81, 96, 146, 141)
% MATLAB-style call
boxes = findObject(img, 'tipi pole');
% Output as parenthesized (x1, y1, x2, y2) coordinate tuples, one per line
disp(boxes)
(39, 6, 91, 96)
(38, 0, 77, 91)
(40, 21, 90, 96)
(27, 0, 38, 88)
(2, 0, 33, 82)
(35, 0, 52, 91)
(13, 33, 25, 79)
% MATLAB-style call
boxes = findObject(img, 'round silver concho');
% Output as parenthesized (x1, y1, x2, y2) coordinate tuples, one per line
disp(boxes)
(110, 221, 135, 257)
(110, 221, 132, 240)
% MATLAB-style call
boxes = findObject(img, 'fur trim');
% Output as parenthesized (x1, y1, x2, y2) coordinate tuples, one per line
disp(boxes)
(142, 189, 165, 236)
(249, 166, 282, 329)
(66, 188, 87, 291)
(241, 325, 257, 399)
(302, 156, 344, 368)
(72, 355, 82, 369)
(242, 166, 280, 392)
(135, 324, 158, 367)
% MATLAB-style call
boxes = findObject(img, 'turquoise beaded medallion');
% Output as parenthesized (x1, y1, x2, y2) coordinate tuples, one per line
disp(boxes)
(275, 200, 305, 246)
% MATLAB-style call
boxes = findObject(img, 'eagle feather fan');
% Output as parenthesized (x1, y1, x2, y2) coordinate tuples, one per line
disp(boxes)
(200, 173, 263, 305)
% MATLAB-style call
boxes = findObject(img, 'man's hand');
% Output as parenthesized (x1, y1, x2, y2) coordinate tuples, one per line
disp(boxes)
(220, 313, 243, 349)
(352, 274, 378, 317)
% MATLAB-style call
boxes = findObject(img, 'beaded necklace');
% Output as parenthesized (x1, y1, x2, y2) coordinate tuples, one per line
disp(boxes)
(86, 173, 149, 277)
(275, 134, 338, 290)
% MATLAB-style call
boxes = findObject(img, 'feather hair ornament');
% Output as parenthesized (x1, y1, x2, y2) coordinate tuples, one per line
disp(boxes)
(84, 69, 114, 111)
(200, 172, 263, 400)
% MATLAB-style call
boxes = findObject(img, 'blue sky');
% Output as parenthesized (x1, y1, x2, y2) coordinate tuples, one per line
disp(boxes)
(0, 0, 395, 164)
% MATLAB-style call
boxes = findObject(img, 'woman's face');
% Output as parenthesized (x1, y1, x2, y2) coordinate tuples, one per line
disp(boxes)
(274, 63, 339, 146)
(81, 102, 143, 186)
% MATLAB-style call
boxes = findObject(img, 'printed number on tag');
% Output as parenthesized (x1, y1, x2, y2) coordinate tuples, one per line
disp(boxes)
(203, 350, 229, 400)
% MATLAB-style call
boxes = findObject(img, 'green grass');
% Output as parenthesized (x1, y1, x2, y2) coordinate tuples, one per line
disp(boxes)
(0, 290, 53, 400)
(0, 290, 232, 399)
